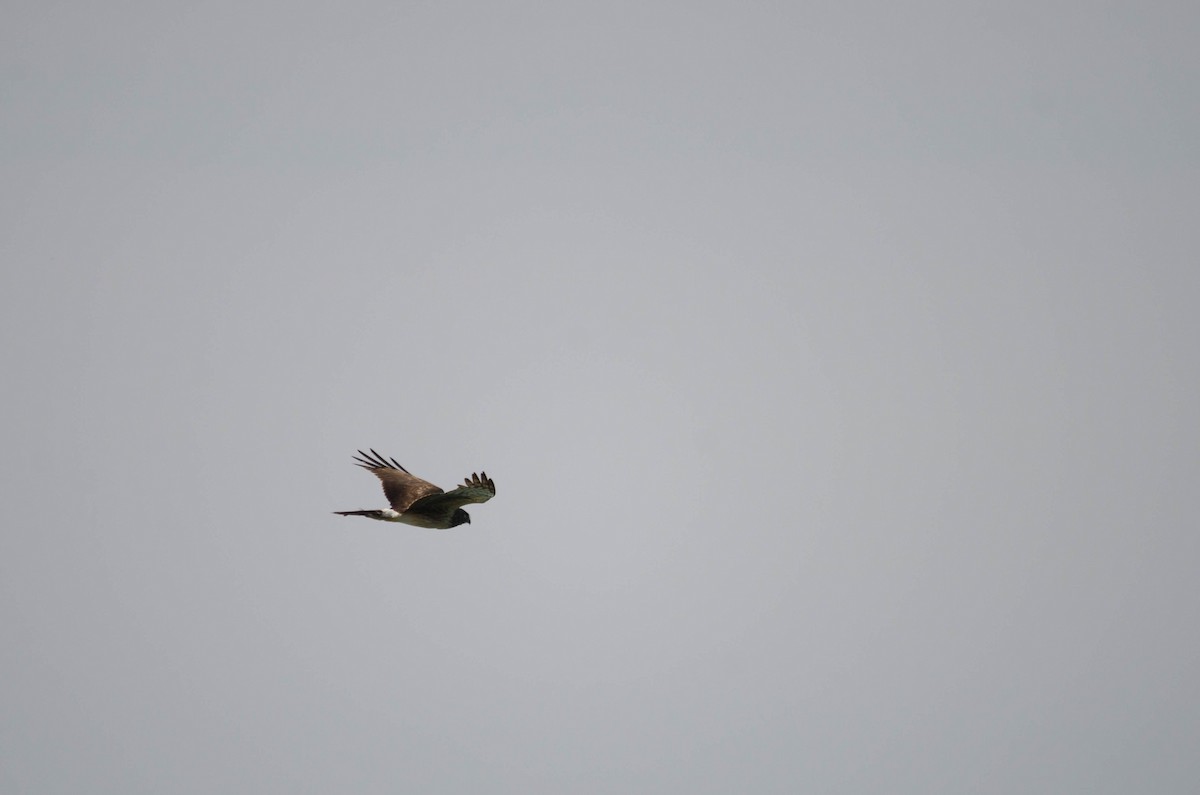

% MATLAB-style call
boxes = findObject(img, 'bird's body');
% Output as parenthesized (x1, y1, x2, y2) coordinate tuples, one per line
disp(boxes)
(334, 449, 495, 529)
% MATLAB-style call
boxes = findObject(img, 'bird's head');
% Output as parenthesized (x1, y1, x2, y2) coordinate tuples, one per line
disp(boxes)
(451, 509, 471, 527)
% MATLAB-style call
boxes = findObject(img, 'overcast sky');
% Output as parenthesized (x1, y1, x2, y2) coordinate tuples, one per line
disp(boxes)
(2, 2, 1198, 793)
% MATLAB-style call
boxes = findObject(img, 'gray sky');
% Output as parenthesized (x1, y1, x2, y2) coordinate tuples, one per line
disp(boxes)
(3, 2, 1198, 792)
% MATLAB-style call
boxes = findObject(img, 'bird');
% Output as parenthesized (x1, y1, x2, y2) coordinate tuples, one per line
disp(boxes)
(334, 449, 495, 529)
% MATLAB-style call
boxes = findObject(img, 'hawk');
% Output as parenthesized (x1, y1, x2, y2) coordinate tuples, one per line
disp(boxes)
(334, 449, 495, 529)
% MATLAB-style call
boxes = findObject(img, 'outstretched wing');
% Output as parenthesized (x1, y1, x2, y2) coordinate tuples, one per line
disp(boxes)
(408, 472, 496, 514)
(352, 449, 443, 511)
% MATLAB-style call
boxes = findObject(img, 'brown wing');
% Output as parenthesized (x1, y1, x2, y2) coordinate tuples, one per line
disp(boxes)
(408, 472, 495, 514)
(352, 449, 443, 511)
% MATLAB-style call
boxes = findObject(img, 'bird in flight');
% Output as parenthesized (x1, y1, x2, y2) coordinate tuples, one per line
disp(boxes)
(334, 449, 495, 529)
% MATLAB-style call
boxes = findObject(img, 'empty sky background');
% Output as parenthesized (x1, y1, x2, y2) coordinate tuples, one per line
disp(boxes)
(3, 2, 1198, 792)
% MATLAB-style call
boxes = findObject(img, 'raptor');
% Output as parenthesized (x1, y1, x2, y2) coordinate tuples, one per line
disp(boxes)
(334, 449, 495, 529)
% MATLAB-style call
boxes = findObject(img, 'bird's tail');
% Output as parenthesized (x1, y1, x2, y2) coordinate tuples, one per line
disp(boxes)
(333, 510, 387, 520)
